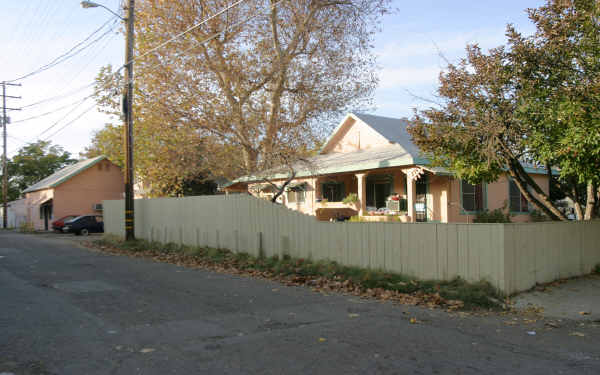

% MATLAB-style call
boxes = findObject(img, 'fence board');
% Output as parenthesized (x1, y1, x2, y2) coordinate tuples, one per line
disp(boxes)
(103, 195, 600, 294)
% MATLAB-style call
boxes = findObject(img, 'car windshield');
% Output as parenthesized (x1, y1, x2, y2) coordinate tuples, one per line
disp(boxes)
(65, 216, 87, 224)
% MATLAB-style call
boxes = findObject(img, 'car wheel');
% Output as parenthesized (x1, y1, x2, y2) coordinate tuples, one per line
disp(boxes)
(80, 228, 89, 236)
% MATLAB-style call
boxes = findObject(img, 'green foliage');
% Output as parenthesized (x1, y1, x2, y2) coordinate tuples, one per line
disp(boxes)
(348, 215, 365, 222)
(342, 193, 359, 204)
(474, 209, 512, 223)
(594, 264, 600, 274)
(409, 0, 600, 220)
(5, 141, 76, 200)
(18, 222, 35, 233)
(529, 209, 549, 222)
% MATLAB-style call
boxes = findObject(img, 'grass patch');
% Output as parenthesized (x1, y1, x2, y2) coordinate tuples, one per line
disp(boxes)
(93, 234, 504, 310)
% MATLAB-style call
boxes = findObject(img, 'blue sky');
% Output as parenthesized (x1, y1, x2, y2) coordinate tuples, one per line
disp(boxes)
(0, 0, 544, 157)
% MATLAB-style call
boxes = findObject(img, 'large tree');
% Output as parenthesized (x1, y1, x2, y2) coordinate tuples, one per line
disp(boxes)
(508, 0, 600, 219)
(4, 141, 76, 200)
(91, 0, 390, 196)
(408, 0, 599, 221)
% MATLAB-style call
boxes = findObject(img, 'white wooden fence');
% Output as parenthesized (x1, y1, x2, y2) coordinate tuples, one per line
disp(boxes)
(103, 195, 600, 294)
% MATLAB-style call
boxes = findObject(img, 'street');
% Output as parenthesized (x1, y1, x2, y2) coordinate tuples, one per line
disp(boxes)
(1, 231, 599, 375)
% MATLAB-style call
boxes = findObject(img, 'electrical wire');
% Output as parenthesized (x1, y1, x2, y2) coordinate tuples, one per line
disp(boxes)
(131, 0, 249, 65)
(20, 83, 96, 109)
(6, 16, 118, 83)
(10, 96, 94, 124)
(42, 102, 99, 141)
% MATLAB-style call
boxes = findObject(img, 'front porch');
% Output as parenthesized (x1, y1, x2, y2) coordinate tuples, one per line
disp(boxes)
(314, 166, 445, 222)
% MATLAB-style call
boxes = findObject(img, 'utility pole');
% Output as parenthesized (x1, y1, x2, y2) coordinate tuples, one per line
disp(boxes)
(1, 81, 21, 229)
(123, 0, 135, 240)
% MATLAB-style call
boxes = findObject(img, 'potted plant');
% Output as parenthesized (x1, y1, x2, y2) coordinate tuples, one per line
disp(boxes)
(342, 193, 359, 209)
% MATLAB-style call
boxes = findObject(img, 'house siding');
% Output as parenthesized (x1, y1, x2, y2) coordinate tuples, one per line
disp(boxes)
(448, 174, 550, 223)
(24, 159, 124, 230)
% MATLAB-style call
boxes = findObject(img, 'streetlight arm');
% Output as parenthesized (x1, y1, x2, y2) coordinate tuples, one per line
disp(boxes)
(80, 1, 124, 20)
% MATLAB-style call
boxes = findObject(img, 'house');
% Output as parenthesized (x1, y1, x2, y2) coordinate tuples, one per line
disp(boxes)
(22, 155, 124, 230)
(1, 198, 28, 228)
(225, 113, 550, 223)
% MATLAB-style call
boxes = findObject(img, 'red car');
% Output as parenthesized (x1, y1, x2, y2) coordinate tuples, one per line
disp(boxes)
(51, 215, 79, 232)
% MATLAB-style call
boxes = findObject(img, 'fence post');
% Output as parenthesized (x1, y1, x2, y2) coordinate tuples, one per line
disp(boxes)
(258, 231, 264, 258)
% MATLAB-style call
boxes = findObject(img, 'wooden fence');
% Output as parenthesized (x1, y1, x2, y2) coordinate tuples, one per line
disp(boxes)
(103, 195, 600, 294)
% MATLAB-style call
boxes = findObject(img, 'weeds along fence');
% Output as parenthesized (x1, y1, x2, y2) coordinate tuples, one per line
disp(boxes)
(103, 195, 600, 294)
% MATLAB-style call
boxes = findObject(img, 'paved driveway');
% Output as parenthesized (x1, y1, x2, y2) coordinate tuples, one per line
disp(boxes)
(1, 231, 599, 374)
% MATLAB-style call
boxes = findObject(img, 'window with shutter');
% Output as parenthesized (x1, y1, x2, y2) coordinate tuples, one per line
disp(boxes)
(509, 179, 529, 212)
(461, 180, 485, 213)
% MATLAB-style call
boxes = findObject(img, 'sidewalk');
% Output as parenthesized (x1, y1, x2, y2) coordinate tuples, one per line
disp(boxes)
(513, 273, 600, 321)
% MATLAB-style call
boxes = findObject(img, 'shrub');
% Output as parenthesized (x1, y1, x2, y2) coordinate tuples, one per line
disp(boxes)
(474, 209, 511, 223)
(342, 193, 358, 204)
(348, 215, 365, 222)
(18, 222, 35, 232)
(529, 209, 549, 222)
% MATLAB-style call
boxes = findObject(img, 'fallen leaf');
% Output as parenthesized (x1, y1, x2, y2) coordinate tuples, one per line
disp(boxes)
(318, 337, 327, 342)
(579, 311, 590, 316)
(140, 348, 155, 353)
(348, 313, 359, 318)
(570, 332, 585, 337)
(409, 318, 418, 324)
(526, 331, 536, 336)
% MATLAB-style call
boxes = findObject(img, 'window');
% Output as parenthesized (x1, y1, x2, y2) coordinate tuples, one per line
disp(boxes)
(461, 180, 485, 212)
(321, 182, 344, 202)
(509, 180, 529, 213)
(288, 190, 306, 204)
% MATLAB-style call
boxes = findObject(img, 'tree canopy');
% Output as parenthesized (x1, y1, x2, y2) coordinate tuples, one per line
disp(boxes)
(3, 141, 76, 201)
(89, 0, 391, 196)
(408, 0, 599, 220)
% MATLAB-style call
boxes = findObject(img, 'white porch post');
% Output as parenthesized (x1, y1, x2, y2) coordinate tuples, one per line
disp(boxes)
(356, 173, 367, 216)
(406, 177, 416, 222)
(403, 167, 424, 223)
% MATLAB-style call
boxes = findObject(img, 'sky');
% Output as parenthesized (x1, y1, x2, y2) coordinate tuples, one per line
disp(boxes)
(0, 0, 545, 159)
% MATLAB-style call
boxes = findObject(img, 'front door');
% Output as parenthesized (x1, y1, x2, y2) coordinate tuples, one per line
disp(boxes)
(366, 175, 393, 209)
(40, 201, 53, 231)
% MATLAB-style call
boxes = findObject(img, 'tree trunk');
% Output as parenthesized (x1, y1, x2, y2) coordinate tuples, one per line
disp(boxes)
(584, 181, 595, 220)
(506, 158, 568, 221)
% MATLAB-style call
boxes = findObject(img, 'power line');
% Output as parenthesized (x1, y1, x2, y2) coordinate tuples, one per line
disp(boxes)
(132, 0, 288, 96)
(20, 83, 96, 109)
(11, 96, 94, 124)
(131, 0, 249, 65)
(6, 16, 119, 83)
(42, 103, 98, 141)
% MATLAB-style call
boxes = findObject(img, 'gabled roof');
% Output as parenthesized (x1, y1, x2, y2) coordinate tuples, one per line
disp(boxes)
(23, 155, 107, 194)
(226, 112, 552, 186)
(319, 113, 424, 160)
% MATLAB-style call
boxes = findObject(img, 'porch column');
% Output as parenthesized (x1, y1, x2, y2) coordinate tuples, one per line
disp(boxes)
(356, 173, 367, 216)
(406, 177, 416, 222)
(403, 167, 424, 223)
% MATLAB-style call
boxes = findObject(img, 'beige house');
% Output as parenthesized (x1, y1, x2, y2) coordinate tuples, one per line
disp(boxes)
(225, 113, 550, 223)
(22, 156, 124, 230)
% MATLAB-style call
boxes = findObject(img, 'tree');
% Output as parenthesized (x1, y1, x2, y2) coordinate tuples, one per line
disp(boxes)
(408, 0, 599, 221)
(408, 44, 567, 220)
(4, 141, 76, 200)
(91, 0, 390, 197)
(508, 0, 600, 219)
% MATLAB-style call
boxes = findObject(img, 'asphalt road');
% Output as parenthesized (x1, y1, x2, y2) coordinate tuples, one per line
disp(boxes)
(1, 231, 599, 375)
